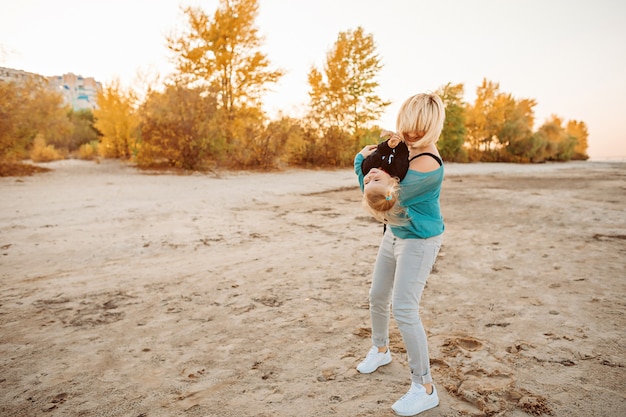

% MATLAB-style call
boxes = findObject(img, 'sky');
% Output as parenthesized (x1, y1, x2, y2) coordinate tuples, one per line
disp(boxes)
(1, 0, 625, 160)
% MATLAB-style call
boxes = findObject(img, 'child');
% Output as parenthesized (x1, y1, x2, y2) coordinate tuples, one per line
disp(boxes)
(358, 130, 410, 225)
(360, 130, 410, 181)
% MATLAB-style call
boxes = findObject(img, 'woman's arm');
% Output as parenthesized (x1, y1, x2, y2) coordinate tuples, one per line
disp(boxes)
(355, 144, 379, 191)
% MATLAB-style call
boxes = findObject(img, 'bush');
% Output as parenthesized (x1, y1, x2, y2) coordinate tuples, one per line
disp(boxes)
(137, 85, 215, 170)
(30, 135, 64, 162)
(77, 141, 99, 160)
(64, 109, 100, 152)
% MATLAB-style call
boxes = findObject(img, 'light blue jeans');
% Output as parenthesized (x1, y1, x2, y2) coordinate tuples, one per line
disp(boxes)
(369, 228, 442, 385)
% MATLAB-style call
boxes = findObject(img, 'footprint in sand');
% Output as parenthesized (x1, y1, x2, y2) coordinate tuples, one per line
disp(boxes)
(431, 335, 551, 416)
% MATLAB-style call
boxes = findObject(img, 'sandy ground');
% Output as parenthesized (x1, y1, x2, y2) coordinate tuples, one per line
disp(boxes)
(1, 159, 625, 417)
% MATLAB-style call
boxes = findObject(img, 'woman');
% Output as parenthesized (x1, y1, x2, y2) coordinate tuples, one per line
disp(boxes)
(354, 92, 445, 416)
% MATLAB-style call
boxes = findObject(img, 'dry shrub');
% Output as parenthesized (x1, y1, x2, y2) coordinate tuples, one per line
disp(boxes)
(30, 135, 64, 162)
(77, 141, 99, 160)
(97, 136, 118, 158)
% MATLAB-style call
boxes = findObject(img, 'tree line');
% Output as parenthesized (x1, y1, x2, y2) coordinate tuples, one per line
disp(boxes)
(0, 0, 588, 173)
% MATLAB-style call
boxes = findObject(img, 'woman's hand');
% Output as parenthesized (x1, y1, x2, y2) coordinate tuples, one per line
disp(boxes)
(359, 144, 377, 158)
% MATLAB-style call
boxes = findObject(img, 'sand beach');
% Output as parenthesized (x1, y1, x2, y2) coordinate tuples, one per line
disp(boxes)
(1, 159, 624, 416)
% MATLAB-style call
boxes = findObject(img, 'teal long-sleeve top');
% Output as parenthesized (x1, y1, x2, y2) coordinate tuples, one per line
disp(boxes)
(354, 153, 445, 239)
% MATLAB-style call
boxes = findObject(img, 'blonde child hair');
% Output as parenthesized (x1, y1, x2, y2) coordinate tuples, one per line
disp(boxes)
(362, 176, 406, 226)
(396, 93, 445, 149)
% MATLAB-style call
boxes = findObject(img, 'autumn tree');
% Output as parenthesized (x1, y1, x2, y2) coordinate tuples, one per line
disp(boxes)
(238, 115, 305, 169)
(566, 120, 589, 160)
(0, 81, 21, 160)
(436, 83, 467, 162)
(167, 0, 283, 124)
(0, 77, 71, 161)
(65, 109, 100, 152)
(138, 84, 219, 170)
(465, 78, 536, 161)
(275, 116, 307, 165)
(307, 26, 389, 136)
(533, 115, 579, 161)
(19, 79, 72, 152)
(496, 96, 536, 161)
(93, 80, 139, 159)
(464, 79, 503, 157)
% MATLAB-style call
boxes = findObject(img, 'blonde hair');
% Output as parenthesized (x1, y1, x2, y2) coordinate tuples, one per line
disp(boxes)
(362, 177, 407, 226)
(396, 93, 446, 149)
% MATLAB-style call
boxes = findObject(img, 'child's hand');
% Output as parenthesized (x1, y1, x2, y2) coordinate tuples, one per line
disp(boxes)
(359, 144, 377, 158)
(388, 135, 401, 149)
(381, 130, 402, 148)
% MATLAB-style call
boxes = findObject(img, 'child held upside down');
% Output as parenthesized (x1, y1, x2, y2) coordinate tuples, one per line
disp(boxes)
(359, 129, 410, 224)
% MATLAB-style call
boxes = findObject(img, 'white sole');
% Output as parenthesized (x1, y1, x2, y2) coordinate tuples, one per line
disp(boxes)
(356, 356, 392, 373)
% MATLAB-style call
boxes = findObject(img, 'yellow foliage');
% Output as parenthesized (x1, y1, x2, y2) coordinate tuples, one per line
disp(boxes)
(93, 80, 139, 159)
(97, 136, 119, 158)
(567, 120, 589, 159)
(136, 84, 216, 170)
(77, 141, 99, 160)
(1, 77, 71, 160)
(307, 26, 388, 135)
(30, 135, 64, 162)
(168, 0, 284, 117)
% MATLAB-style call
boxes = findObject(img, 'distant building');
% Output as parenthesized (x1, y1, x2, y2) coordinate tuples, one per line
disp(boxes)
(0, 66, 43, 83)
(0, 66, 101, 111)
(47, 72, 101, 111)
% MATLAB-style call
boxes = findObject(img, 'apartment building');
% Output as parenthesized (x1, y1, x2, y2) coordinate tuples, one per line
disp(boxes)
(48, 72, 101, 111)
(0, 66, 101, 111)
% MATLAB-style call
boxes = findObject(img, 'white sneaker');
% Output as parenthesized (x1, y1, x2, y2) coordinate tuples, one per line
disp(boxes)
(391, 383, 439, 416)
(356, 346, 392, 373)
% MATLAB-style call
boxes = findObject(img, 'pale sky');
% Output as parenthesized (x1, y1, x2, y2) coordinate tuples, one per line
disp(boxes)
(1, 0, 625, 160)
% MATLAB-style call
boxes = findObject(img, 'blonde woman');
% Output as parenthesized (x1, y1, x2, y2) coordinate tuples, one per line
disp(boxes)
(353, 93, 445, 416)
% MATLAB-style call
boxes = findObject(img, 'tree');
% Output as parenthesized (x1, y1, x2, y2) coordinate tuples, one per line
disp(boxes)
(243, 116, 302, 169)
(138, 84, 218, 170)
(0, 77, 71, 160)
(66, 109, 100, 152)
(93, 80, 139, 159)
(277, 116, 307, 165)
(0, 81, 21, 160)
(525, 131, 550, 163)
(436, 83, 467, 162)
(535, 115, 576, 161)
(465, 78, 537, 161)
(566, 120, 589, 160)
(167, 0, 283, 119)
(307, 26, 389, 136)
(497, 96, 536, 161)
(464, 79, 505, 157)
(19, 78, 72, 151)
